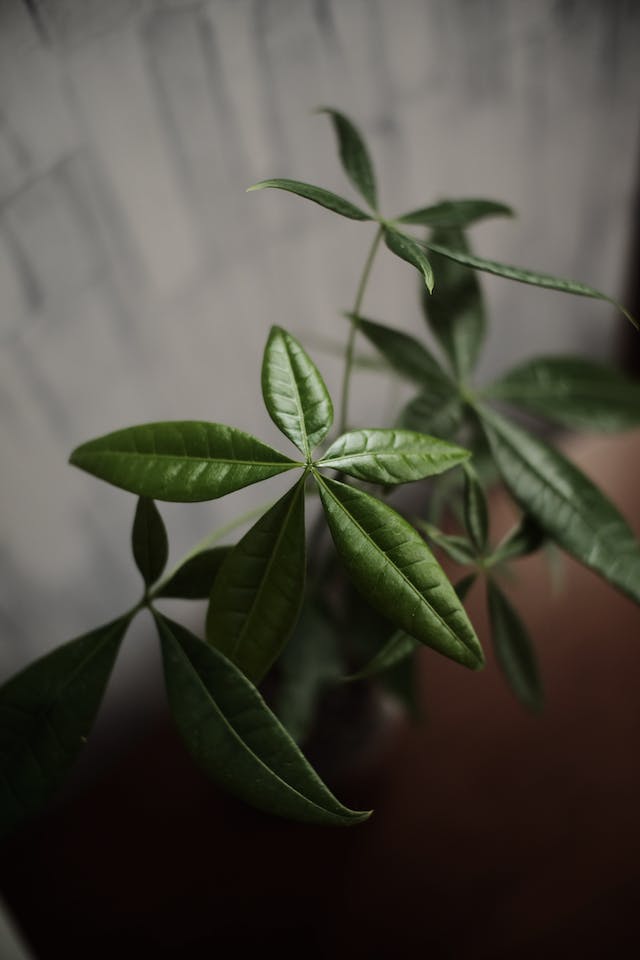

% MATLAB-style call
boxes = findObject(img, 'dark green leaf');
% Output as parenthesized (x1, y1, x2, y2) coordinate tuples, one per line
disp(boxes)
(462, 463, 489, 553)
(418, 521, 477, 565)
(423, 241, 638, 329)
(262, 326, 333, 457)
(347, 630, 418, 681)
(478, 404, 640, 604)
(421, 227, 486, 379)
(247, 179, 371, 221)
(490, 515, 546, 565)
(318, 107, 377, 210)
(318, 428, 469, 484)
(384, 227, 434, 293)
(155, 546, 232, 599)
(455, 574, 477, 601)
(356, 316, 454, 389)
(315, 474, 484, 669)
(0, 617, 128, 839)
(206, 481, 306, 683)
(486, 355, 640, 432)
(70, 422, 300, 502)
(399, 390, 463, 440)
(156, 614, 369, 825)
(132, 497, 168, 587)
(396, 198, 515, 228)
(487, 580, 543, 711)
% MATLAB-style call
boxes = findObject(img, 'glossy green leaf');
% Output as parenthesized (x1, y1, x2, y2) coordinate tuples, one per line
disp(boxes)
(347, 629, 418, 681)
(132, 497, 168, 587)
(318, 107, 377, 210)
(399, 390, 464, 440)
(318, 428, 469, 485)
(0, 617, 128, 839)
(70, 422, 300, 502)
(489, 515, 546, 566)
(315, 474, 484, 669)
(487, 580, 543, 711)
(423, 241, 638, 329)
(247, 179, 371, 221)
(156, 614, 369, 825)
(478, 404, 640, 604)
(355, 316, 454, 389)
(421, 227, 486, 379)
(384, 227, 434, 293)
(262, 326, 333, 457)
(206, 481, 306, 683)
(486, 355, 640, 432)
(418, 521, 477, 565)
(155, 546, 232, 599)
(396, 198, 514, 228)
(462, 463, 489, 553)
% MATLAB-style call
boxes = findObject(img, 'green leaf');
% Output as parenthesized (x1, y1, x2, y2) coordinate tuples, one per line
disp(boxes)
(422, 241, 638, 329)
(347, 629, 418, 681)
(131, 497, 168, 587)
(418, 521, 477, 565)
(490, 515, 546, 566)
(462, 463, 489, 553)
(399, 390, 463, 440)
(421, 227, 487, 379)
(384, 227, 434, 293)
(315, 474, 484, 669)
(156, 614, 369, 825)
(487, 580, 543, 711)
(247, 179, 372, 221)
(318, 428, 469, 485)
(0, 617, 128, 839)
(454, 574, 477, 602)
(486, 355, 640, 432)
(155, 546, 231, 599)
(397, 198, 514, 228)
(262, 326, 333, 457)
(478, 404, 640, 604)
(70, 422, 300, 502)
(356, 316, 454, 389)
(318, 107, 377, 210)
(206, 480, 306, 684)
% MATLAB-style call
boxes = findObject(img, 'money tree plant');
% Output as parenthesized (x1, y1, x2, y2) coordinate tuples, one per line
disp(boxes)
(2, 109, 639, 837)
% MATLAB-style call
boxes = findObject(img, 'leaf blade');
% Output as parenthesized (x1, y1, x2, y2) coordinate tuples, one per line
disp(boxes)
(356, 316, 454, 389)
(132, 497, 168, 587)
(318, 107, 377, 210)
(347, 630, 418, 681)
(247, 179, 372, 221)
(396, 198, 515, 228)
(487, 580, 543, 711)
(155, 546, 232, 599)
(384, 227, 434, 293)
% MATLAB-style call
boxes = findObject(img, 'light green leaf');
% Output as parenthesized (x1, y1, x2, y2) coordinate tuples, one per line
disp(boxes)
(418, 521, 477, 565)
(399, 390, 464, 440)
(206, 480, 306, 683)
(384, 227, 434, 293)
(396, 198, 515, 228)
(262, 326, 333, 457)
(70, 422, 300, 502)
(132, 497, 168, 587)
(156, 614, 369, 825)
(462, 463, 489, 553)
(247, 179, 372, 221)
(318, 107, 377, 210)
(423, 241, 638, 329)
(478, 404, 640, 604)
(421, 227, 486, 379)
(0, 617, 128, 840)
(155, 546, 231, 600)
(347, 629, 418, 681)
(486, 355, 640, 432)
(315, 474, 484, 669)
(318, 428, 469, 485)
(487, 580, 543, 711)
(490, 515, 546, 566)
(356, 316, 454, 389)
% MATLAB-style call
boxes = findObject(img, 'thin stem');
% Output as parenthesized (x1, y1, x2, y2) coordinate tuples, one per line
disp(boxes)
(338, 226, 383, 434)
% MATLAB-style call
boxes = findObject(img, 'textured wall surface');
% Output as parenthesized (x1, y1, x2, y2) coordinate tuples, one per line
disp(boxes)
(1, 0, 639, 678)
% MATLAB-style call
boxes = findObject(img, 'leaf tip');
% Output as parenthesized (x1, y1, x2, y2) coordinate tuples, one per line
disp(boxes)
(246, 182, 264, 193)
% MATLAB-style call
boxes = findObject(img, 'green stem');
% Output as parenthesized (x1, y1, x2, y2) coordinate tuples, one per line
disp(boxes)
(338, 226, 383, 434)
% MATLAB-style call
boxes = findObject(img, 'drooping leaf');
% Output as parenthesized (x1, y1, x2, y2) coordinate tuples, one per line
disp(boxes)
(478, 404, 640, 604)
(70, 422, 300, 502)
(462, 463, 489, 553)
(131, 497, 168, 587)
(418, 521, 477, 565)
(318, 428, 469, 485)
(355, 316, 454, 390)
(262, 326, 333, 457)
(421, 227, 487, 379)
(247, 179, 371, 221)
(399, 390, 464, 440)
(486, 355, 640, 432)
(384, 227, 434, 293)
(156, 614, 369, 825)
(487, 580, 543, 711)
(489, 515, 546, 566)
(155, 546, 232, 599)
(0, 617, 128, 840)
(206, 481, 306, 683)
(318, 107, 377, 210)
(315, 474, 484, 669)
(422, 241, 638, 329)
(347, 629, 418, 681)
(396, 198, 514, 228)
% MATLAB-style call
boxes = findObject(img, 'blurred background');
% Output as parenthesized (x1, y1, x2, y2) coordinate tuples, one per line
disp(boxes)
(1, 1, 639, 957)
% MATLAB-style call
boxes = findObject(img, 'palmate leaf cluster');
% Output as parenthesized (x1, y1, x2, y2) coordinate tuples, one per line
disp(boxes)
(2, 109, 639, 838)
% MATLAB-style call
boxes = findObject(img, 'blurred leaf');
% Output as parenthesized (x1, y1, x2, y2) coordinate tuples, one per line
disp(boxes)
(355, 315, 454, 390)
(462, 463, 489, 553)
(487, 580, 543, 711)
(247, 179, 371, 221)
(347, 629, 418, 681)
(155, 546, 232, 600)
(318, 107, 377, 210)
(318, 428, 469, 484)
(418, 521, 477, 565)
(490, 515, 546, 566)
(396, 198, 514, 228)
(399, 391, 464, 440)
(454, 573, 477, 602)
(132, 497, 168, 587)
(384, 227, 434, 293)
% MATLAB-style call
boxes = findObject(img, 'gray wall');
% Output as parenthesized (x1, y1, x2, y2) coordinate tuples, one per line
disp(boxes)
(1, 0, 639, 679)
